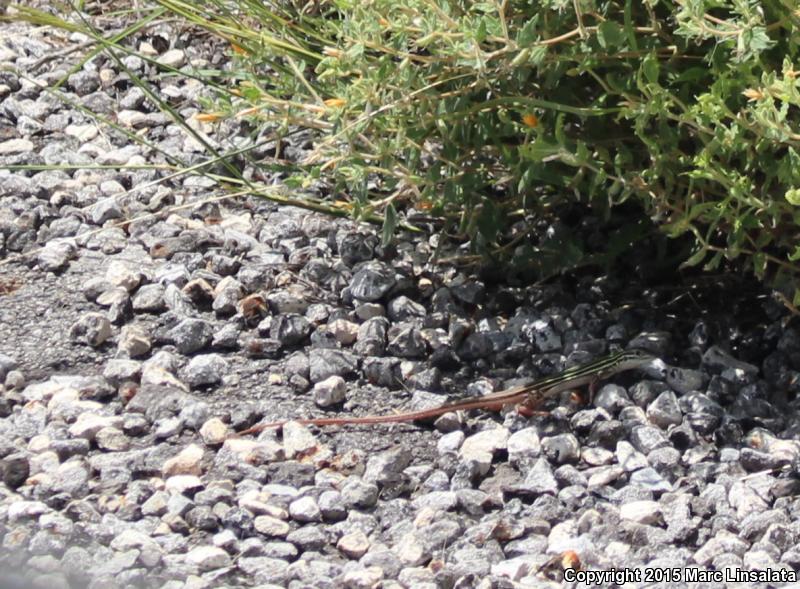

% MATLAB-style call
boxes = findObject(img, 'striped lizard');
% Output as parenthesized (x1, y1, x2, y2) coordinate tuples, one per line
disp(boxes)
(234, 348, 656, 436)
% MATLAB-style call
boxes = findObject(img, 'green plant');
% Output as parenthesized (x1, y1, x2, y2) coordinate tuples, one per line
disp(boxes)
(157, 0, 800, 296)
(7, 1, 800, 303)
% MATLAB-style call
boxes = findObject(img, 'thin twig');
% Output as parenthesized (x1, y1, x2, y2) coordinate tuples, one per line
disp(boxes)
(28, 39, 95, 70)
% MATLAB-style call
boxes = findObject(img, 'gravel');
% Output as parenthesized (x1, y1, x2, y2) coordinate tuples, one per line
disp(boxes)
(2, 6, 800, 589)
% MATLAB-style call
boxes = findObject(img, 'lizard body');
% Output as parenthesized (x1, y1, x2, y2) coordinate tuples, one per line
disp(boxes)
(234, 349, 655, 436)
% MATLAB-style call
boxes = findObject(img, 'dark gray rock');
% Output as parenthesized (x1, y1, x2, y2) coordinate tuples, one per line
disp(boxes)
(126, 385, 196, 422)
(665, 366, 707, 394)
(629, 425, 671, 454)
(646, 390, 683, 429)
(386, 325, 427, 358)
(594, 384, 632, 414)
(349, 262, 396, 301)
(387, 296, 426, 322)
(270, 313, 312, 346)
(0, 452, 30, 489)
(308, 348, 358, 382)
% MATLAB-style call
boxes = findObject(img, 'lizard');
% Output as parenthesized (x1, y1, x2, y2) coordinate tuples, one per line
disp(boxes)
(233, 348, 656, 437)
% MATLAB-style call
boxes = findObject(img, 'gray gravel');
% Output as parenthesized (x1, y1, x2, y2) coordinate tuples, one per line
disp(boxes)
(3, 7, 800, 589)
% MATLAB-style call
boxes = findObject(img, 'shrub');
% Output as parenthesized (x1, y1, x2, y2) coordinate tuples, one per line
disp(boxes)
(10, 1, 800, 302)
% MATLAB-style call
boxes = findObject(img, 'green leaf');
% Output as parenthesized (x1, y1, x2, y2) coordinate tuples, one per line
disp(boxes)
(597, 21, 624, 50)
(752, 252, 767, 279)
(345, 43, 364, 59)
(241, 86, 261, 102)
(575, 141, 590, 164)
(704, 251, 724, 271)
(778, 149, 800, 185)
(472, 2, 495, 13)
(681, 246, 708, 268)
(283, 175, 304, 189)
(785, 188, 800, 205)
(554, 112, 567, 146)
(624, 0, 638, 51)
(475, 19, 488, 43)
(671, 67, 708, 84)
(529, 45, 549, 66)
(642, 53, 660, 84)
(381, 203, 397, 247)
(735, 26, 775, 62)
(516, 16, 539, 47)
(518, 166, 535, 194)
(519, 138, 561, 162)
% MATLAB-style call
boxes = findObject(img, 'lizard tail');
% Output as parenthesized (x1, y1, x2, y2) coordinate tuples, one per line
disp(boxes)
(234, 407, 450, 437)
(232, 393, 529, 437)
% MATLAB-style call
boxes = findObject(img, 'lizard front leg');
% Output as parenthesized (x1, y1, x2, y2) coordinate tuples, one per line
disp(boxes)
(516, 393, 550, 418)
(587, 375, 600, 405)
(570, 377, 601, 408)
